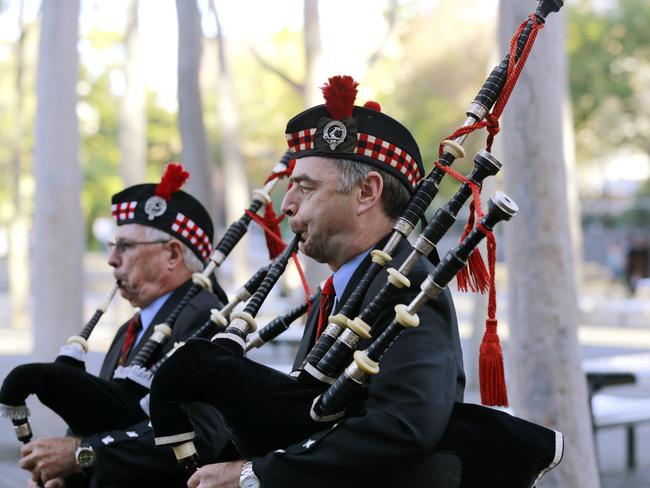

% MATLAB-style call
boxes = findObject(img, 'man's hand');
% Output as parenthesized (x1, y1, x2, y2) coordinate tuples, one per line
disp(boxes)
(27, 477, 64, 488)
(20, 437, 82, 484)
(187, 460, 244, 488)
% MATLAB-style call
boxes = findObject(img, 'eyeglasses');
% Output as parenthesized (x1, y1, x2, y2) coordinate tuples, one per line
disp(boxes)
(106, 239, 170, 254)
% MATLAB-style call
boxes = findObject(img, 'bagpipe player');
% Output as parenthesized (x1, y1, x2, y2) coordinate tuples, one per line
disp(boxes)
(19, 165, 236, 488)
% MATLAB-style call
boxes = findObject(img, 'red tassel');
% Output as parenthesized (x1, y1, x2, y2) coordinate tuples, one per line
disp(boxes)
(155, 162, 190, 201)
(479, 318, 508, 407)
(466, 248, 490, 294)
(321, 75, 358, 120)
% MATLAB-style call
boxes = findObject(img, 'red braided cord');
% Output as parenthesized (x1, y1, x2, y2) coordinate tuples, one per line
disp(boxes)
(485, 14, 544, 151)
(265, 157, 296, 184)
(433, 162, 488, 293)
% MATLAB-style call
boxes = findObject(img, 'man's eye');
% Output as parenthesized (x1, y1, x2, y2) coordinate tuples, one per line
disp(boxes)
(118, 242, 134, 252)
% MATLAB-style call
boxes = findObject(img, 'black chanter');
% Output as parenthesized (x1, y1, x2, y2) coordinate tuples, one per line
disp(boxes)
(149, 193, 564, 488)
(0, 153, 294, 444)
(300, 0, 560, 374)
(245, 294, 316, 352)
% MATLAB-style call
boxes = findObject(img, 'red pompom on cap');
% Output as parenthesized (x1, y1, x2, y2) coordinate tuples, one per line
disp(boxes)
(155, 162, 190, 201)
(363, 100, 381, 112)
(321, 75, 359, 120)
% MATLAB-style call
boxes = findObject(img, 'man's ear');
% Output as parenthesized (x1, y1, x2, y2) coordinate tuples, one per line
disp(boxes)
(357, 171, 383, 215)
(165, 239, 185, 270)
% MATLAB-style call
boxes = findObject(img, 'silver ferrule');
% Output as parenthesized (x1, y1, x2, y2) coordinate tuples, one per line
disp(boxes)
(323, 322, 344, 339)
(345, 362, 369, 385)
(392, 219, 414, 240)
(227, 317, 249, 335)
(14, 422, 32, 439)
(420, 275, 445, 302)
(339, 328, 361, 349)
(209, 250, 226, 267)
(466, 102, 488, 122)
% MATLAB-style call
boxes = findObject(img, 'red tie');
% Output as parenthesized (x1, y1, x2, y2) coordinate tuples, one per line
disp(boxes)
(119, 314, 142, 366)
(315, 276, 335, 340)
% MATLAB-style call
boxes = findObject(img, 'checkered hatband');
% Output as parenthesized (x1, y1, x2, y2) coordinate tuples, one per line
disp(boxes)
(285, 130, 421, 190)
(112, 201, 138, 222)
(171, 213, 212, 261)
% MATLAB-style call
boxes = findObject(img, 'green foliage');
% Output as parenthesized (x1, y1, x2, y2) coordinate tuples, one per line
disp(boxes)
(78, 69, 121, 247)
(370, 0, 494, 200)
(568, 0, 650, 162)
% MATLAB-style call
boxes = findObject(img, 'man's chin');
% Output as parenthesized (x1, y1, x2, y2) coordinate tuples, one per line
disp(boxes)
(299, 242, 327, 264)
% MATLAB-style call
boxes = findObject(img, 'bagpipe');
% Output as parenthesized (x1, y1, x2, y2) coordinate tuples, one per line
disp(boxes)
(149, 1, 565, 486)
(0, 151, 298, 444)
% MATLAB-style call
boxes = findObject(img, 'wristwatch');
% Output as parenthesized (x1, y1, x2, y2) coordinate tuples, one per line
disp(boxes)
(74, 444, 95, 471)
(239, 460, 261, 488)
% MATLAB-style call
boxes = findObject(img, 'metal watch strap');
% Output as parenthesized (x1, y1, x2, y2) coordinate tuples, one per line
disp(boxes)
(239, 460, 260, 488)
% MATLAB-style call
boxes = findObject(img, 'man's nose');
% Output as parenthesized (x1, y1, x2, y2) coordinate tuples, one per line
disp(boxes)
(107, 247, 120, 268)
(281, 188, 297, 217)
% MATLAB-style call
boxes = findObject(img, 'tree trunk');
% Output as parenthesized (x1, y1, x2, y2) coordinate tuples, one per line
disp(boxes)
(119, 0, 147, 186)
(498, 4, 599, 487)
(8, 0, 30, 329)
(176, 0, 215, 216)
(301, 0, 330, 287)
(210, 1, 250, 285)
(32, 0, 84, 436)
(303, 0, 324, 106)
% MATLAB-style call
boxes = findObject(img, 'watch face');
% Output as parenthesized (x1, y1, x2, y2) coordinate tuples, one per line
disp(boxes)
(77, 447, 94, 468)
(241, 477, 260, 488)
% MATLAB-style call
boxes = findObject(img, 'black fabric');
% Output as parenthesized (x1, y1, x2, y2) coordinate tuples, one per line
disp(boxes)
(151, 342, 332, 458)
(78, 283, 232, 488)
(0, 361, 147, 436)
(437, 403, 562, 488)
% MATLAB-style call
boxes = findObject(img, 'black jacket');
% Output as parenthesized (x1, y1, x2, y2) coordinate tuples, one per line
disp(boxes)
(79, 281, 233, 488)
(252, 238, 465, 488)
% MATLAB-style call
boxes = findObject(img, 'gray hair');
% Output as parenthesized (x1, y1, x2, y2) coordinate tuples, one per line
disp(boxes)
(143, 227, 205, 273)
(331, 159, 411, 219)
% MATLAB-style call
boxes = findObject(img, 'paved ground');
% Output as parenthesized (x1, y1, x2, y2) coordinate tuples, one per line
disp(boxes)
(0, 244, 649, 487)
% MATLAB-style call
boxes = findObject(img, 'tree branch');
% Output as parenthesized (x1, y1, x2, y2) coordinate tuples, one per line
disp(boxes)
(366, 0, 399, 69)
(249, 44, 304, 96)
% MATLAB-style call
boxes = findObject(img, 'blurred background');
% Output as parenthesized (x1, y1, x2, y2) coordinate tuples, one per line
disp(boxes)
(0, 0, 648, 486)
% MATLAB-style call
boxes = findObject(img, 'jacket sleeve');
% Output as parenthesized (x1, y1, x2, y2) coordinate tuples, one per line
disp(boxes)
(84, 292, 235, 486)
(251, 289, 463, 488)
(83, 403, 233, 485)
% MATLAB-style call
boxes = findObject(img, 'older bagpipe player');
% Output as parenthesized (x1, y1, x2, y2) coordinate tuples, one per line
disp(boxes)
(5, 164, 242, 488)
